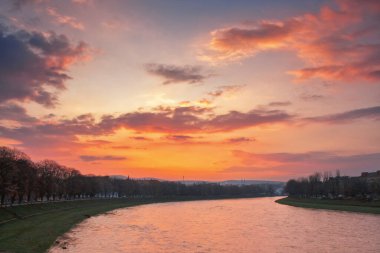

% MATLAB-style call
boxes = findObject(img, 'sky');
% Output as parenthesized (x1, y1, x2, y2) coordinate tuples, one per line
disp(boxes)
(0, 0, 379, 181)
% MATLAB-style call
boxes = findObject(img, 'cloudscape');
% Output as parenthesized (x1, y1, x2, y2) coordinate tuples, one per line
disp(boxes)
(0, 0, 379, 181)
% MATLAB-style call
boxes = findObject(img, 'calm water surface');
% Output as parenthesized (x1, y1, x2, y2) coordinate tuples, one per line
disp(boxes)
(49, 197, 380, 253)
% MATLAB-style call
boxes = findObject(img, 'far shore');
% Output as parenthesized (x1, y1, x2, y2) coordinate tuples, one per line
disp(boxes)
(276, 197, 380, 214)
(0, 195, 268, 253)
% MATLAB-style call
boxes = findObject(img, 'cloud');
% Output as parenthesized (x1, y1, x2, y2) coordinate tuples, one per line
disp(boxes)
(204, 0, 380, 82)
(207, 85, 245, 98)
(79, 155, 127, 162)
(267, 101, 292, 107)
(226, 137, 255, 143)
(165, 135, 194, 141)
(10, 0, 45, 10)
(0, 24, 89, 107)
(111, 145, 131, 150)
(71, 0, 92, 4)
(2, 103, 380, 150)
(98, 107, 292, 133)
(228, 150, 380, 177)
(85, 139, 113, 145)
(130, 136, 151, 141)
(0, 103, 37, 122)
(299, 93, 325, 101)
(3, 100, 379, 152)
(46, 7, 85, 30)
(0, 104, 293, 150)
(206, 109, 292, 132)
(205, 20, 299, 61)
(145, 63, 209, 84)
(305, 105, 380, 123)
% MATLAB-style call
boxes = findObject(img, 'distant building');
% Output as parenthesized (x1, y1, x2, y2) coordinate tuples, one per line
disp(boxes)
(360, 170, 380, 181)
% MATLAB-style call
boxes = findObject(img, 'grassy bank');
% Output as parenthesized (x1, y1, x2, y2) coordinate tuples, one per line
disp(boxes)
(0, 195, 260, 253)
(0, 198, 156, 253)
(276, 197, 380, 214)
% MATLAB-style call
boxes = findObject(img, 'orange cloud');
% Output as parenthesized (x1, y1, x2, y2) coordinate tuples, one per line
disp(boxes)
(206, 20, 298, 61)
(204, 0, 380, 82)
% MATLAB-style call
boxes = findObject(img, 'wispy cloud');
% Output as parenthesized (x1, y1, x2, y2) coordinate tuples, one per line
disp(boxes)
(305, 105, 380, 123)
(226, 137, 255, 143)
(208, 85, 245, 98)
(267, 101, 292, 107)
(145, 63, 210, 85)
(165, 135, 194, 141)
(79, 155, 127, 162)
(46, 7, 85, 30)
(299, 93, 325, 101)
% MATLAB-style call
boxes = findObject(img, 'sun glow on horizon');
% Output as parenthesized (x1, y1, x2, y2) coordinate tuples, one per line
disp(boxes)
(0, 0, 379, 181)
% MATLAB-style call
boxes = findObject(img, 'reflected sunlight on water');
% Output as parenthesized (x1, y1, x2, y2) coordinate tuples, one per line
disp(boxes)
(49, 197, 380, 253)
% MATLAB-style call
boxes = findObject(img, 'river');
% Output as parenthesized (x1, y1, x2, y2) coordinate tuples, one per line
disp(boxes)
(49, 197, 380, 253)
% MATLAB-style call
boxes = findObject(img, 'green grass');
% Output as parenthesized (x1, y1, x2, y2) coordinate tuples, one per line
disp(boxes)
(276, 197, 380, 214)
(0, 195, 261, 253)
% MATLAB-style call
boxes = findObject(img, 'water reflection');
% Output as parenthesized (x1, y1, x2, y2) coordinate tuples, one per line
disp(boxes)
(49, 197, 380, 253)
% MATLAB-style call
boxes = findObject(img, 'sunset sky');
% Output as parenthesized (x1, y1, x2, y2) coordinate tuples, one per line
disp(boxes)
(0, 0, 379, 181)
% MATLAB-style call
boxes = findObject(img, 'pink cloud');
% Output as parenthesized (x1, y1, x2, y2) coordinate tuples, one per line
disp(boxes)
(204, 0, 380, 82)
(46, 7, 85, 30)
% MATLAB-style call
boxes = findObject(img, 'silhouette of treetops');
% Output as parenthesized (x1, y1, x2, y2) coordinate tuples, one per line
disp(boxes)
(0, 146, 276, 206)
(284, 171, 380, 199)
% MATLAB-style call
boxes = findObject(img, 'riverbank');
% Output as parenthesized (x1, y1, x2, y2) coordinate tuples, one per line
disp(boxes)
(276, 197, 380, 214)
(0, 195, 263, 253)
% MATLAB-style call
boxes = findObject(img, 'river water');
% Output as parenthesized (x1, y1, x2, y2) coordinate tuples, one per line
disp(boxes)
(49, 197, 380, 253)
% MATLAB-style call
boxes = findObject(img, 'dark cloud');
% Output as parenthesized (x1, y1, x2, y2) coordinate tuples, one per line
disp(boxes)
(226, 137, 254, 143)
(145, 63, 208, 85)
(0, 25, 89, 107)
(79, 155, 127, 162)
(300, 94, 325, 101)
(0, 113, 101, 148)
(236, 151, 336, 163)
(130, 136, 151, 141)
(10, 0, 44, 10)
(0, 106, 292, 148)
(165, 135, 194, 141)
(85, 139, 113, 145)
(2, 103, 380, 150)
(0, 103, 36, 122)
(267, 101, 292, 107)
(111, 145, 131, 150)
(206, 109, 293, 132)
(97, 107, 292, 133)
(306, 105, 380, 123)
(207, 85, 245, 98)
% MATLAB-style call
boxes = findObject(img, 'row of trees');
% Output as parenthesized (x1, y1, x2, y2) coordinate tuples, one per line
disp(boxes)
(0, 146, 276, 206)
(285, 171, 380, 199)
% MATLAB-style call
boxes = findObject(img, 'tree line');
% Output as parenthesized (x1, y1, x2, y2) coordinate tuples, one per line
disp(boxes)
(284, 171, 380, 199)
(0, 146, 276, 206)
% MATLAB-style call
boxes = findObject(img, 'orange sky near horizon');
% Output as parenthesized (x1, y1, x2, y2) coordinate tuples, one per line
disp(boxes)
(0, 0, 380, 181)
